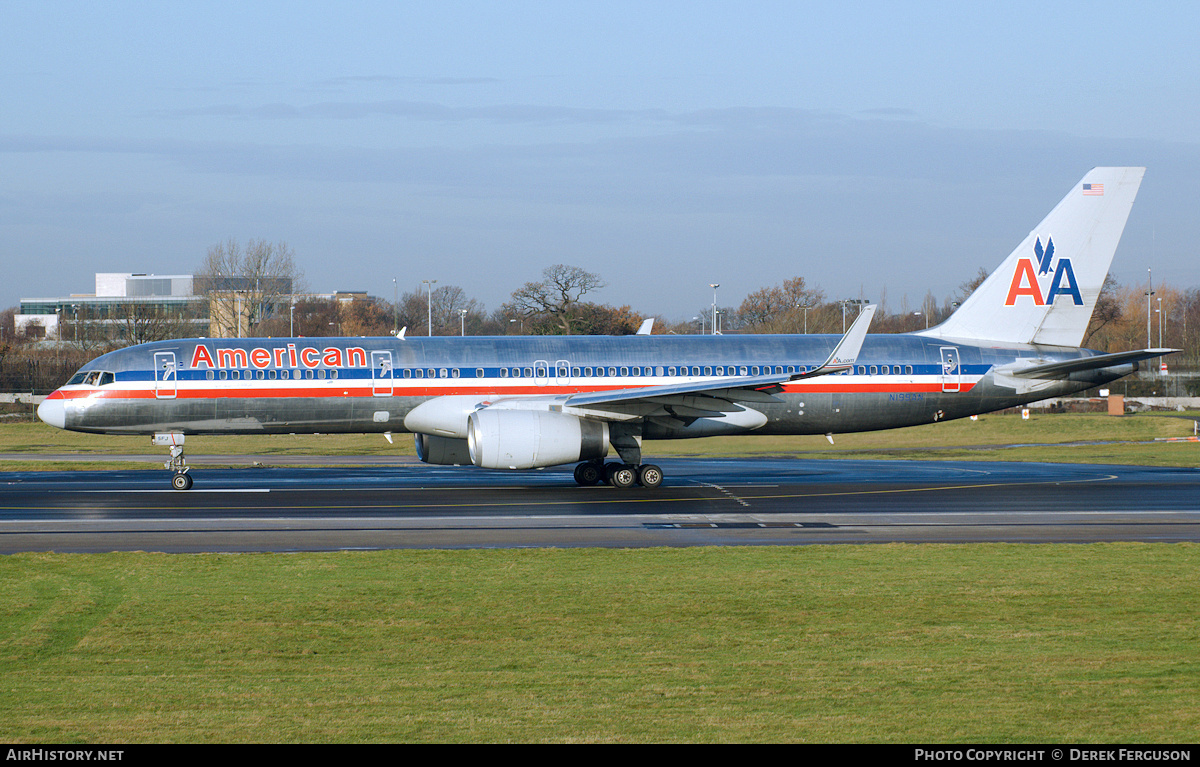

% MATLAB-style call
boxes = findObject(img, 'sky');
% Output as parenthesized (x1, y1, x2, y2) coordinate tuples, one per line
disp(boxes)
(3, 1, 1198, 323)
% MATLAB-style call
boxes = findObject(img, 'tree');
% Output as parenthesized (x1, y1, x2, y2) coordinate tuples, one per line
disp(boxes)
(505, 265, 605, 335)
(956, 267, 990, 302)
(1082, 275, 1123, 347)
(394, 284, 487, 336)
(195, 239, 302, 337)
(340, 296, 393, 337)
(290, 297, 341, 337)
(113, 303, 199, 346)
(737, 276, 825, 333)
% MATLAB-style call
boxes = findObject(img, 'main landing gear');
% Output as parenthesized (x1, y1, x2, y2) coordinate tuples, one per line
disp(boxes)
(573, 460, 663, 489)
(154, 433, 193, 491)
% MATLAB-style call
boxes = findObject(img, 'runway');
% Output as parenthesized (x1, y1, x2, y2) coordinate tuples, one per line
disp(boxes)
(2, 458, 1198, 552)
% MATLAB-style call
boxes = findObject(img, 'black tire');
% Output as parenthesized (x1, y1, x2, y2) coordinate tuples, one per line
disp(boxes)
(610, 464, 637, 489)
(637, 464, 663, 488)
(171, 472, 193, 491)
(574, 462, 602, 486)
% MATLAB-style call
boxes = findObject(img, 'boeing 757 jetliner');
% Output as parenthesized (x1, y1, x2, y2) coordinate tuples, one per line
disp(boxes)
(38, 167, 1174, 489)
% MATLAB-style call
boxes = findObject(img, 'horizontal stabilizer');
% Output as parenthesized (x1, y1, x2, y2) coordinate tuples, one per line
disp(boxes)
(1011, 348, 1179, 379)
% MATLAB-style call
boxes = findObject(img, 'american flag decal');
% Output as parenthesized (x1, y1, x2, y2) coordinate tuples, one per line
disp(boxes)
(1082, 183, 1104, 196)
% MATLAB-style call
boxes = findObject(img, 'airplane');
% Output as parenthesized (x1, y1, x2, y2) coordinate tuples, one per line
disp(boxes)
(37, 167, 1177, 491)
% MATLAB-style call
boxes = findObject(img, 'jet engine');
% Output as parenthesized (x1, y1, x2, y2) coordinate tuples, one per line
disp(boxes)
(414, 433, 472, 465)
(467, 409, 609, 470)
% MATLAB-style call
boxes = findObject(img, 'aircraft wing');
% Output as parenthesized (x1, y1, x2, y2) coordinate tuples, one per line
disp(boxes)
(1009, 348, 1179, 379)
(553, 304, 877, 419)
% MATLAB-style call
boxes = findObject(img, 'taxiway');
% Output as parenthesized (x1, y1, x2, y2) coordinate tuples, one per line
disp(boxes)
(1, 458, 1197, 552)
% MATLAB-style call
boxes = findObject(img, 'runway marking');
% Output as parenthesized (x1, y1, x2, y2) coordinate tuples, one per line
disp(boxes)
(689, 481, 751, 507)
(0, 473, 1128, 514)
(84, 489, 271, 494)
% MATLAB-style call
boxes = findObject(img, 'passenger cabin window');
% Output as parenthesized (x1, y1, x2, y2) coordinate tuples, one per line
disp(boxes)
(905, 365, 913, 375)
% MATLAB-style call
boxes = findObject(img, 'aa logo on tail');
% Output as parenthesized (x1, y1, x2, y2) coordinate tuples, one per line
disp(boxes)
(1004, 236, 1083, 306)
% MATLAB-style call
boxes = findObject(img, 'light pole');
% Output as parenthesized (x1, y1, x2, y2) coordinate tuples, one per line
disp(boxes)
(460, 308, 468, 336)
(392, 278, 398, 336)
(709, 283, 720, 335)
(289, 300, 295, 337)
(1145, 267, 1155, 349)
(840, 299, 868, 332)
(798, 303, 811, 334)
(422, 279, 437, 336)
(1158, 296, 1163, 348)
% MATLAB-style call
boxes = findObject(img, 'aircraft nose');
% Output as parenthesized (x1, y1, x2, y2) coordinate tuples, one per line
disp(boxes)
(37, 395, 66, 429)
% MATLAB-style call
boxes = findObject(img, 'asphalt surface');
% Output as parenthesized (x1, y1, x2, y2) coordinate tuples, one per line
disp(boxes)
(1, 458, 1198, 552)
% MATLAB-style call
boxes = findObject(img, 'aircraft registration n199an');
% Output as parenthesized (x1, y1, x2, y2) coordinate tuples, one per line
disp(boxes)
(38, 167, 1176, 490)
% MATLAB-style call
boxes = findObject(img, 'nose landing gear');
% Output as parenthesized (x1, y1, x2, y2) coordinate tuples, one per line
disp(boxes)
(154, 433, 193, 491)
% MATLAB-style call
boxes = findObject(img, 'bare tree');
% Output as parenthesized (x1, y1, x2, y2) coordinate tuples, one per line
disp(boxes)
(114, 303, 199, 346)
(505, 264, 606, 335)
(956, 267, 990, 303)
(1082, 275, 1123, 347)
(737, 276, 825, 333)
(195, 239, 302, 337)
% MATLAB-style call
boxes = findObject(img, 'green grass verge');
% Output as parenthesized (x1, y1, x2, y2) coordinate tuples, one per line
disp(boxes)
(1, 544, 1196, 743)
(10, 412, 1194, 471)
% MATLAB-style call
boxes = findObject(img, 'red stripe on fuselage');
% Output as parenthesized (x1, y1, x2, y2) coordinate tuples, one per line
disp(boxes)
(49, 379, 977, 401)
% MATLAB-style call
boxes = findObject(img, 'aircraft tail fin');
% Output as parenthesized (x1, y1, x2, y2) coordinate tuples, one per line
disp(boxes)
(922, 167, 1144, 347)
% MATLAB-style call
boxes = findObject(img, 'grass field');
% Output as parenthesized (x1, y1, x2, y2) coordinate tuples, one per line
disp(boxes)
(1, 415, 1198, 742)
(1, 545, 1197, 743)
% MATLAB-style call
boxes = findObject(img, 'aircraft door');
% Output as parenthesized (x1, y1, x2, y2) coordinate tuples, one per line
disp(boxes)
(154, 352, 177, 399)
(371, 351, 393, 396)
(940, 347, 961, 393)
(534, 359, 550, 387)
(555, 359, 571, 388)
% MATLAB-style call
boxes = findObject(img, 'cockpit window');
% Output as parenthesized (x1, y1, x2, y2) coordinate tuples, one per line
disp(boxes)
(98, 372, 115, 386)
(67, 372, 88, 385)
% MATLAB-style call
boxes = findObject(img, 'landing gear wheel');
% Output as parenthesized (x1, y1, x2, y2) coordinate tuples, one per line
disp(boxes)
(171, 472, 193, 491)
(573, 461, 602, 486)
(636, 464, 663, 488)
(609, 464, 637, 489)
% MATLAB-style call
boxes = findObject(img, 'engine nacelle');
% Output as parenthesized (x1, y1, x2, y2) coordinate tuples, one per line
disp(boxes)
(467, 410, 609, 470)
(403, 395, 486, 439)
(414, 433, 472, 465)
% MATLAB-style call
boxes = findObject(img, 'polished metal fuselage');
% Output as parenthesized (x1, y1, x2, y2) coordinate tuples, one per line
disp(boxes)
(46, 333, 1130, 439)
